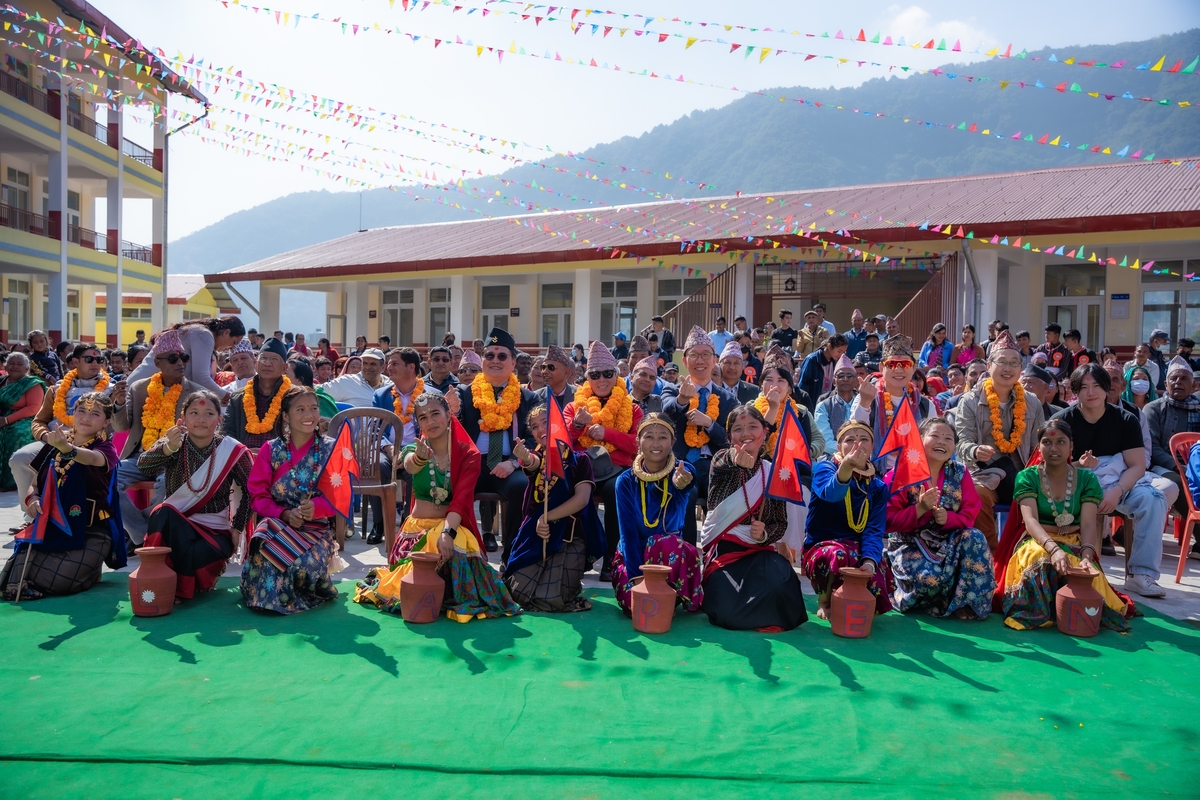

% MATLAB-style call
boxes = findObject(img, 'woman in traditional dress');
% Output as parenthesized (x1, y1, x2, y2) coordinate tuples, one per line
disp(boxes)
(503, 405, 605, 612)
(354, 393, 520, 622)
(139, 390, 253, 603)
(611, 413, 704, 616)
(0, 352, 46, 491)
(803, 421, 895, 620)
(918, 323, 952, 370)
(241, 387, 339, 614)
(700, 405, 807, 631)
(951, 324, 986, 366)
(564, 340, 643, 580)
(754, 353, 824, 488)
(0, 392, 126, 599)
(998, 418, 1132, 631)
(885, 417, 995, 619)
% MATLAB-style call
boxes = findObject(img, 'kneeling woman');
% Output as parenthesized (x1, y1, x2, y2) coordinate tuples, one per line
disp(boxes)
(140, 390, 253, 603)
(885, 417, 995, 620)
(700, 405, 807, 631)
(803, 421, 895, 620)
(999, 419, 1131, 631)
(1, 392, 126, 600)
(503, 405, 605, 612)
(241, 387, 339, 614)
(354, 393, 520, 622)
(611, 413, 704, 615)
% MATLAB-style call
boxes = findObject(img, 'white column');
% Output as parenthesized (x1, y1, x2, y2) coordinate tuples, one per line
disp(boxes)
(733, 259, 755, 324)
(574, 267, 601, 345)
(260, 284, 281, 334)
(411, 285, 428, 349)
(152, 106, 165, 270)
(79, 288, 96, 343)
(344, 281, 369, 341)
(971, 248, 999, 329)
(449, 274, 475, 342)
(636, 274, 656, 335)
(30, 277, 45, 330)
(150, 292, 165, 332)
(46, 74, 69, 342)
(105, 97, 124, 348)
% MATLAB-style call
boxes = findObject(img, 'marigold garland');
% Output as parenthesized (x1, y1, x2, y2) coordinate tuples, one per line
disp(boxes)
(471, 373, 521, 432)
(242, 375, 292, 435)
(393, 377, 425, 426)
(982, 377, 1027, 455)
(140, 373, 184, 451)
(574, 379, 633, 453)
(53, 369, 110, 426)
(753, 393, 799, 452)
(878, 381, 919, 427)
(684, 390, 721, 448)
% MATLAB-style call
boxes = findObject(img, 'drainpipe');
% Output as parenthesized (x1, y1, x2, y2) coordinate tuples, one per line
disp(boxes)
(960, 240, 982, 330)
(161, 106, 211, 322)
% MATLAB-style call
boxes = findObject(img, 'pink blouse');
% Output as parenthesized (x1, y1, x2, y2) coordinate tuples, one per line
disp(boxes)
(885, 466, 982, 533)
(248, 437, 336, 521)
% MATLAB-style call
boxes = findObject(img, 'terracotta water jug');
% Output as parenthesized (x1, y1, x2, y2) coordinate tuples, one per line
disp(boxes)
(830, 567, 875, 638)
(401, 552, 445, 623)
(631, 564, 676, 634)
(129, 546, 177, 617)
(1056, 565, 1103, 637)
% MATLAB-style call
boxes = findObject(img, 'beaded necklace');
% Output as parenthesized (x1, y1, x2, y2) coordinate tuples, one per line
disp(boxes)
(633, 453, 675, 528)
(425, 437, 451, 505)
(1037, 463, 1077, 527)
(844, 477, 870, 534)
(182, 438, 218, 494)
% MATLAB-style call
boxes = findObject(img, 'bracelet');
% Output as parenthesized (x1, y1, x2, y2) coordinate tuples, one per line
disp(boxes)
(163, 441, 178, 456)
(411, 453, 428, 467)
(61, 446, 78, 461)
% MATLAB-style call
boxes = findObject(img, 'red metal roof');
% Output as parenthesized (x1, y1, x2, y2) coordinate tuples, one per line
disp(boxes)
(206, 158, 1200, 284)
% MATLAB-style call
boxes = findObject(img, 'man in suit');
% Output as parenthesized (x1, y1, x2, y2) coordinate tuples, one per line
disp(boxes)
(111, 329, 200, 545)
(445, 327, 538, 555)
(661, 326, 739, 544)
(534, 344, 575, 410)
(629, 356, 663, 414)
(716, 340, 760, 404)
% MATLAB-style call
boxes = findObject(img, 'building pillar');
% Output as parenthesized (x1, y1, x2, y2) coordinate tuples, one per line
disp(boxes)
(323, 289, 344, 348)
(151, 106, 165, 268)
(105, 92, 124, 348)
(636, 274, 656, 335)
(150, 292, 165, 333)
(344, 282, 369, 342)
(46, 75, 69, 343)
(733, 259, 755, 325)
(79, 287, 96, 343)
(449, 274, 475, 343)
(260, 284, 281, 335)
(574, 268, 601, 345)
(971, 248, 999, 330)
(411, 285, 428, 350)
(30, 277, 45, 331)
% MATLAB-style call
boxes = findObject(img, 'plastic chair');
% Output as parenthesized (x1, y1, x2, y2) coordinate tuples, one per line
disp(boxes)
(328, 407, 401, 555)
(1168, 432, 1200, 583)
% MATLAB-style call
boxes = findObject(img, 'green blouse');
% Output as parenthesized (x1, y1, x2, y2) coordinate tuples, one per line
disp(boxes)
(1013, 466, 1103, 525)
(401, 442, 452, 504)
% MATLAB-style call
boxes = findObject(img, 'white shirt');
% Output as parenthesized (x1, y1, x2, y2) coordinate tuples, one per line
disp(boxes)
(320, 372, 392, 407)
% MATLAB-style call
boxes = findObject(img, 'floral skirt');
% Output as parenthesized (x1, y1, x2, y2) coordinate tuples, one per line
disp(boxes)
(240, 519, 337, 615)
(355, 516, 520, 623)
(1002, 533, 1130, 632)
(611, 534, 704, 616)
(801, 538, 895, 614)
(886, 528, 996, 619)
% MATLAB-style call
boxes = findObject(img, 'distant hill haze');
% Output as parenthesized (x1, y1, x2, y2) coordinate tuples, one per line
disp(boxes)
(174, 28, 1200, 332)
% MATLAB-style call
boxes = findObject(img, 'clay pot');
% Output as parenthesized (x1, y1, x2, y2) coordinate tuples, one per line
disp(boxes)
(1056, 565, 1103, 638)
(830, 567, 875, 638)
(129, 546, 177, 617)
(631, 564, 676, 634)
(401, 552, 445, 623)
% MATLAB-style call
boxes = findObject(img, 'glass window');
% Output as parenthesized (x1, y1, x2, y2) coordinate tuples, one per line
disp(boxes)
(1044, 264, 1105, 297)
(481, 285, 510, 310)
(683, 278, 706, 296)
(602, 280, 637, 298)
(657, 279, 681, 297)
(541, 283, 573, 309)
(429, 288, 450, 304)
(382, 290, 398, 305)
(399, 289, 413, 304)
(1140, 261, 1184, 284)
(1185, 291, 1200, 343)
(1142, 290, 1179, 344)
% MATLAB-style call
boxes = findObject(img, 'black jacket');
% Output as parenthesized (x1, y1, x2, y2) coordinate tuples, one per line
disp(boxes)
(453, 382, 539, 453)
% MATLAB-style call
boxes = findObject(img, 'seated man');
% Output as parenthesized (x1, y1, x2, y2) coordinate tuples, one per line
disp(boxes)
(1145, 356, 1200, 560)
(716, 341, 760, 404)
(222, 337, 294, 452)
(320, 347, 391, 406)
(814, 355, 859, 456)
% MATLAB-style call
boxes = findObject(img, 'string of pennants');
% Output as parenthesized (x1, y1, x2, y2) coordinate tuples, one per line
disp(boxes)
(211, 0, 1198, 113)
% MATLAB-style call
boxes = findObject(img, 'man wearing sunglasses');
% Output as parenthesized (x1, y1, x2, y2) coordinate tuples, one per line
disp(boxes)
(660, 326, 739, 545)
(445, 327, 538, 555)
(113, 330, 201, 546)
(425, 346, 459, 394)
(535, 345, 575, 410)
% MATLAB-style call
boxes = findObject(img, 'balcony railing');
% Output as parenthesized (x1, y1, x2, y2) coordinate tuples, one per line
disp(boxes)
(0, 71, 56, 117)
(122, 138, 155, 166)
(67, 107, 108, 145)
(0, 202, 51, 237)
(1, 202, 153, 263)
(123, 242, 154, 263)
(67, 224, 108, 252)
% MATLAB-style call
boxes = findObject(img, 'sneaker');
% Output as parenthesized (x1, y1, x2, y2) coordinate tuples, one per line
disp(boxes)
(1188, 548, 1200, 562)
(483, 533, 498, 553)
(1125, 574, 1167, 598)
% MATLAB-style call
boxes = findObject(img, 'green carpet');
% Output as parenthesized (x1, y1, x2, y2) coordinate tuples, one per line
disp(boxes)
(1, 576, 1198, 799)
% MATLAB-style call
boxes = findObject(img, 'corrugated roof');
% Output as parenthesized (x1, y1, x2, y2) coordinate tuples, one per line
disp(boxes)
(207, 158, 1200, 284)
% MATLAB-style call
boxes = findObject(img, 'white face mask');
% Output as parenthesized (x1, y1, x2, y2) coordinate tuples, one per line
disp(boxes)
(1131, 379, 1151, 396)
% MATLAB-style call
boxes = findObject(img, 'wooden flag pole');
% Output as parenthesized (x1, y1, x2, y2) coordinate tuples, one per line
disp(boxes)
(12, 546, 32, 604)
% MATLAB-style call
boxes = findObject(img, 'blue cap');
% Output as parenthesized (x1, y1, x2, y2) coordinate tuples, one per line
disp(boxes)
(613, 332, 627, 340)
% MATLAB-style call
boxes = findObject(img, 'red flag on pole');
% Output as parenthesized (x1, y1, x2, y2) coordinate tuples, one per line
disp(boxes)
(877, 391, 931, 495)
(317, 421, 361, 520)
(765, 402, 811, 505)
(545, 393, 571, 480)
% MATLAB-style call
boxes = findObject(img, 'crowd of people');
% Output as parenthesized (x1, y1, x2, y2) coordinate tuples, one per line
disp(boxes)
(2, 306, 1198, 636)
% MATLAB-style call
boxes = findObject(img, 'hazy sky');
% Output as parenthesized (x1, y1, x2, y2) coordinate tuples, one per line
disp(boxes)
(95, 0, 1200, 244)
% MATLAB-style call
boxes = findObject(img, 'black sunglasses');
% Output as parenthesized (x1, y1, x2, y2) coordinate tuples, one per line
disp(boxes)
(587, 369, 616, 380)
(79, 354, 106, 364)
(540, 363, 557, 372)
(155, 353, 191, 364)
(483, 352, 509, 362)
(430, 356, 450, 363)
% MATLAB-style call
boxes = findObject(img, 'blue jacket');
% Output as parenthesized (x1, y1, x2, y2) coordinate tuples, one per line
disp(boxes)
(918, 340, 952, 370)
(805, 460, 887, 565)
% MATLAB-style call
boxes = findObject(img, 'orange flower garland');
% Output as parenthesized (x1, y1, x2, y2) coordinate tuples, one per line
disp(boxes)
(53, 369, 111, 426)
(684, 390, 721, 448)
(879, 383, 919, 427)
(574, 379, 633, 453)
(393, 378, 425, 426)
(982, 377, 1027, 454)
(753, 393, 799, 452)
(242, 376, 292, 435)
(471, 373, 521, 432)
(140, 373, 183, 451)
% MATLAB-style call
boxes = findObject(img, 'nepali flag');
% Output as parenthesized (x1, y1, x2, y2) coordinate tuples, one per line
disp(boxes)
(765, 401, 811, 506)
(545, 393, 572, 481)
(16, 471, 68, 546)
(317, 420, 360, 521)
(877, 389, 931, 495)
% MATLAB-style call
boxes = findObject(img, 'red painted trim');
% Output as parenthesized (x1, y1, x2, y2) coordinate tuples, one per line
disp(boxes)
(151, 243, 162, 267)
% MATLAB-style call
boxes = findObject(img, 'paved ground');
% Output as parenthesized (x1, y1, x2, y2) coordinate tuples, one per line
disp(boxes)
(3, 489, 1198, 620)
